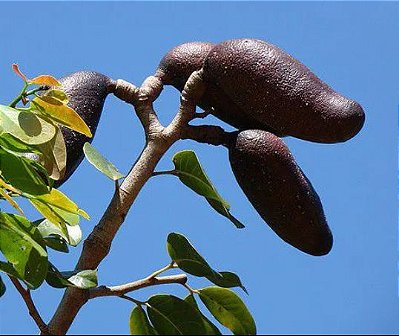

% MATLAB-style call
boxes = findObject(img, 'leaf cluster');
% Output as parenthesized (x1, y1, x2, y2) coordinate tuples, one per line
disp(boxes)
(0, 66, 94, 296)
(129, 233, 256, 335)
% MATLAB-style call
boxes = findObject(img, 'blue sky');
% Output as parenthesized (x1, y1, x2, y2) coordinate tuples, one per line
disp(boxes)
(0, 1, 398, 334)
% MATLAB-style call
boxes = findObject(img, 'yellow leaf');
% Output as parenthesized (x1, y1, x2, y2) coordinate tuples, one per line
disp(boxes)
(29, 198, 64, 226)
(29, 198, 70, 238)
(0, 188, 24, 216)
(33, 188, 78, 213)
(30, 75, 61, 87)
(77, 209, 90, 220)
(31, 188, 89, 221)
(32, 96, 92, 138)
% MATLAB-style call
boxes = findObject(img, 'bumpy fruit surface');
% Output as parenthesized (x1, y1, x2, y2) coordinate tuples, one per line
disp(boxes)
(156, 41, 214, 91)
(228, 129, 333, 256)
(54, 71, 114, 187)
(157, 39, 365, 143)
(204, 38, 365, 143)
(156, 41, 253, 132)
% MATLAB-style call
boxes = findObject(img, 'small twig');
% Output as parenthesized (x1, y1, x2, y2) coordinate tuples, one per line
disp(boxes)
(89, 274, 188, 299)
(183, 283, 199, 295)
(147, 262, 177, 279)
(151, 170, 178, 177)
(9, 276, 49, 335)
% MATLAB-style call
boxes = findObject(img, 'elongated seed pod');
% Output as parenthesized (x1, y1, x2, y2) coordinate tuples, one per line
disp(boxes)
(228, 129, 333, 256)
(54, 71, 115, 187)
(156, 41, 214, 91)
(204, 38, 365, 143)
(156, 41, 265, 132)
(156, 39, 365, 143)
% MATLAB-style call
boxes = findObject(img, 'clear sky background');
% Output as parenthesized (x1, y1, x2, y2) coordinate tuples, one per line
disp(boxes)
(0, 1, 398, 335)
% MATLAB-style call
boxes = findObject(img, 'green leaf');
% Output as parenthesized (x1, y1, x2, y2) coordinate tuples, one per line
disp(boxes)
(172, 150, 244, 229)
(46, 265, 97, 289)
(0, 275, 6, 298)
(0, 261, 21, 279)
(129, 305, 156, 335)
(184, 294, 221, 335)
(207, 272, 248, 294)
(36, 218, 82, 247)
(198, 287, 256, 335)
(0, 104, 56, 145)
(43, 234, 69, 253)
(0, 133, 41, 156)
(172, 150, 229, 206)
(45, 264, 71, 288)
(167, 233, 216, 278)
(67, 269, 98, 288)
(0, 213, 48, 289)
(207, 199, 245, 229)
(167, 233, 246, 292)
(0, 150, 49, 195)
(83, 142, 125, 181)
(147, 294, 206, 335)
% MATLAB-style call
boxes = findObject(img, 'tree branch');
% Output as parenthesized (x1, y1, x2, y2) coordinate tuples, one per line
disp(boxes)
(46, 72, 205, 334)
(9, 276, 49, 335)
(89, 274, 187, 299)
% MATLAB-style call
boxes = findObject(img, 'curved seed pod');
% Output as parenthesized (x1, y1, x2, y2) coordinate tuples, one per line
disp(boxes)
(155, 41, 257, 132)
(228, 129, 333, 256)
(53, 71, 115, 187)
(203, 38, 365, 143)
(155, 41, 214, 91)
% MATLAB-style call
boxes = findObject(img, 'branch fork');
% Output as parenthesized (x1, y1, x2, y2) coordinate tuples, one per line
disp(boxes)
(43, 70, 215, 334)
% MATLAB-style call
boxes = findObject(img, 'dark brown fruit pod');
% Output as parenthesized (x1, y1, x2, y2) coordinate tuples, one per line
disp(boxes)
(53, 71, 115, 187)
(156, 39, 365, 143)
(228, 129, 333, 256)
(156, 41, 214, 91)
(204, 38, 365, 143)
(156, 41, 254, 132)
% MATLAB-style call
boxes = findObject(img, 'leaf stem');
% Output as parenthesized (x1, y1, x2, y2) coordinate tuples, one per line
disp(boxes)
(25, 86, 46, 97)
(9, 82, 28, 108)
(147, 262, 177, 279)
(9, 85, 45, 108)
(183, 283, 199, 295)
(119, 295, 145, 306)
